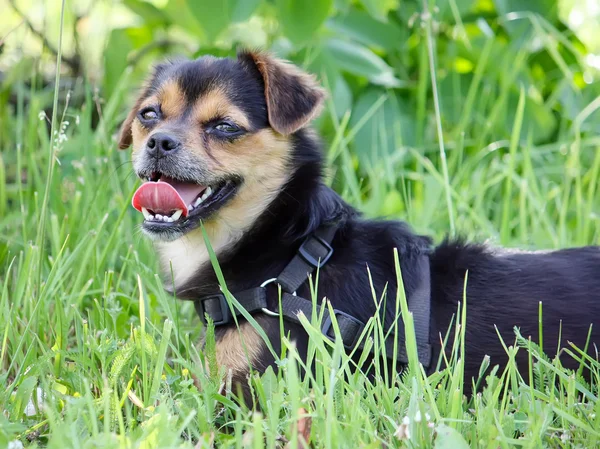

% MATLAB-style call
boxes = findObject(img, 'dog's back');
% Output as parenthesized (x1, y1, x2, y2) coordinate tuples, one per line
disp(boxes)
(430, 241, 600, 383)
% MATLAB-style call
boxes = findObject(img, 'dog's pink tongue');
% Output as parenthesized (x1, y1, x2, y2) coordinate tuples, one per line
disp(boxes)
(132, 178, 206, 217)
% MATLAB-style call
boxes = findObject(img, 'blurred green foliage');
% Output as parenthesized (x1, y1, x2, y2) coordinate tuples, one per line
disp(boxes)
(103, 0, 600, 160)
(1, 0, 600, 238)
(3, 0, 599, 162)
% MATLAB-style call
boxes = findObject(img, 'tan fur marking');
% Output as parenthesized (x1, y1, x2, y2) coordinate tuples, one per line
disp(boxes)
(212, 322, 263, 374)
(130, 117, 149, 155)
(191, 87, 250, 130)
(127, 82, 184, 153)
(136, 81, 185, 119)
(157, 80, 186, 119)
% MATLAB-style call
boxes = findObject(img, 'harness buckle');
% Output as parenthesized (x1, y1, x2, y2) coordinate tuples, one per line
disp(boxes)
(321, 310, 365, 349)
(298, 235, 334, 268)
(195, 293, 231, 326)
(259, 278, 297, 317)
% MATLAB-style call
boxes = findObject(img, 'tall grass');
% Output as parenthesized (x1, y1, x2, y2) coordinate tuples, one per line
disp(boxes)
(1, 7, 600, 449)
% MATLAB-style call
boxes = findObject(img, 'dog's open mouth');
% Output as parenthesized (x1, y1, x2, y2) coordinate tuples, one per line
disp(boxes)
(131, 173, 239, 231)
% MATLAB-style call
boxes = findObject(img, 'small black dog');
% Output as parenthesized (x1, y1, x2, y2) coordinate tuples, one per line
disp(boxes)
(118, 50, 600, 396)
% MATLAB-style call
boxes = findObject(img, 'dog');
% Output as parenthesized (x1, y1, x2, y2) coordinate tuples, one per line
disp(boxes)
(118, 50, 600, 398)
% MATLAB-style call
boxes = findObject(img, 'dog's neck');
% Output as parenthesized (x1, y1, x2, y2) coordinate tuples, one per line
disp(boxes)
(154, 130, 352, 296)
(154, 224, 241, 293)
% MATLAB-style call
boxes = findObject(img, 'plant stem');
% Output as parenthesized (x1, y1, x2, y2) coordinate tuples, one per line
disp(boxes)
(35, 0, 66, 293)
(422, 0, 455, 236)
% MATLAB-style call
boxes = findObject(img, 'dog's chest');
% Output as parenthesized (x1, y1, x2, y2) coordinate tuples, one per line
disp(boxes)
(154, 227, 238, 291)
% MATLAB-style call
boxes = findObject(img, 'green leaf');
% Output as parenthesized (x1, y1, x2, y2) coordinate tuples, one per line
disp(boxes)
(557, 82, 600, 133)
(359, 0, 399, 22)
(334, 0, 351, 11)
(277, 0, 333, 45)
(0, 413, 26, 448)
(505, 90, 557, 143)
(433, 424, 471, 449)
(351, 88, 416, 170)
(494, 0, 558, 19)
(163, 0, 205, 38)
(439, 73, 475, 128)
(232, 0, 262, 22)
(306, 50, 349, 119)
(324, 39, 402, 87)
(260, 366, 279, 401)
(183, 0, 260, 43)
(381, 189, 404, 216)
(186, 0, 234, 42)
(326, 7, 405, 51)
(494, 0, 559, 35)
(13, 376, 38, 417)
(123, 0, 171, 27)
(436, 0, 475, 22)
(331, 75, 353, 119)
(103, 29, 135, 100)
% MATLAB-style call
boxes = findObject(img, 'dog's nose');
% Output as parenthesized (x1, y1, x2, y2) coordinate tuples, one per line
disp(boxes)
(146, 133, 181, 156)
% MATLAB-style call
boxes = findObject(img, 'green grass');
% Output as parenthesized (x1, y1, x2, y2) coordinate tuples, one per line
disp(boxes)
(2, 8, 600, 449)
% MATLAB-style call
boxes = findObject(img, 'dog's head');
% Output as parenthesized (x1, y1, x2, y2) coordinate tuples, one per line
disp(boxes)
(119, 51, 326, 241)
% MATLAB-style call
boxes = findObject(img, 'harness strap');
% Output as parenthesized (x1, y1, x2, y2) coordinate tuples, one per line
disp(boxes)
(410, 256, 432, 364)
(194, 224, 433, 369)
(276, 224, 337, 293)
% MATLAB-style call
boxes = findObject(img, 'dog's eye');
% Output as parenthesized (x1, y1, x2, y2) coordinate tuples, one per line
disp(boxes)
(214, 122, 241, 134)
(139, 107, 160, 123)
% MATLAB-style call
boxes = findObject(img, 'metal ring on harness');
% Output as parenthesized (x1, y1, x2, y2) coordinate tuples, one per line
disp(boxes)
(259, 278, 296, 317)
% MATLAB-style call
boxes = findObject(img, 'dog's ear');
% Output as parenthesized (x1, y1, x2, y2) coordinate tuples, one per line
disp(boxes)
(238, 50, 326, 135)
(116, 102, 141, 150)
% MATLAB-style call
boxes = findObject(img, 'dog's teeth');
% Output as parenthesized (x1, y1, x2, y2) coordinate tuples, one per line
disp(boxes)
(171, 209, 183, 221)
(155, 214, 163, 220)
(163, 216, 173, 223)
(142, 207, 151, 220)
(187, 187, 214, 210)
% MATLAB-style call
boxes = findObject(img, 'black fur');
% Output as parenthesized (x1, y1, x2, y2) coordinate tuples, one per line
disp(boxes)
(175, 124, 600, 392)
(129, 54, 600, 396)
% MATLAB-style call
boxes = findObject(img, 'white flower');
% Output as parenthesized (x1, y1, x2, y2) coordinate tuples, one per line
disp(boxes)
(414, 410, 431, 423)
(24, 387, 44, 416)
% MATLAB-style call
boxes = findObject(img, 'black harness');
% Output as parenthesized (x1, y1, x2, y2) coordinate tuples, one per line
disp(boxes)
(194, 224, 433, 369)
